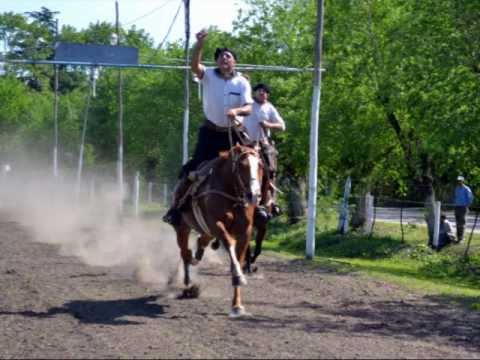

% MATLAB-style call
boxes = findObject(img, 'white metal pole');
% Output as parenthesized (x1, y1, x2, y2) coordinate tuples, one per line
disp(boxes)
(182, 0, 190, 165)
(115, 0, 125, 209)
(52, 19, 59, 179)
(306, 0, 325, 260)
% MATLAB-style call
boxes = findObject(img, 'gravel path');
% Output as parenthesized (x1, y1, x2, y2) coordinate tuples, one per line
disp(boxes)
(0, 212, 479, 359)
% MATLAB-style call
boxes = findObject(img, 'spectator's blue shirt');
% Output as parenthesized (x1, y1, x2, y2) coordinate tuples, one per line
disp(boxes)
(454, 184, 474, 207)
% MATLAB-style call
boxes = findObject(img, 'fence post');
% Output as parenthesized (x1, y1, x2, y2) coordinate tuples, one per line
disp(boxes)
(134, 171, 140, 217)
(400, 203, 405, 243)
(338, 176, 351, 234)
(163, 183, 168, 206)
(365, 193, 374, 234)
(464, 210, 479, 259)
(432, 201, 441, 249)
(147, 182, 153, 203)
(89, 177, 96, 204)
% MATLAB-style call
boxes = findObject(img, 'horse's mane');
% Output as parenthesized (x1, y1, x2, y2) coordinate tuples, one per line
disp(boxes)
(219, 143, 254, 159)
(214, 144, 250, 177)
(218, 150, 230, 160)
(218, 144, 245, 162)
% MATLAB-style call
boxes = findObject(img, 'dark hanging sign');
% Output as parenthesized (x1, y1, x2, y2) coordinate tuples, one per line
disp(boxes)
(54, 42, 138, 65)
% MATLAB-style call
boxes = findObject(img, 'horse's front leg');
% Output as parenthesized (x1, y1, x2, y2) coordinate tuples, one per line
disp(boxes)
(214, 221, 249, 317)
(194, 234, 213, 264)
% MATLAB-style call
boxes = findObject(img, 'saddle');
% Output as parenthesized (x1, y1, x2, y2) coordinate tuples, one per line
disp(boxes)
(178, 158, 218, 210)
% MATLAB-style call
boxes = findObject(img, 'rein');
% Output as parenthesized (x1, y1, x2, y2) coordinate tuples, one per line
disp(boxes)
(188, 140, 261, 236)
(194, 148, 259, 206)
(195, 189, 245, 206)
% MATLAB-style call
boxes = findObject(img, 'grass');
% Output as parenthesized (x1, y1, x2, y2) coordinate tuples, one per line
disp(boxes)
(262, 209, 480, 310)
(132, 198, 480, 309)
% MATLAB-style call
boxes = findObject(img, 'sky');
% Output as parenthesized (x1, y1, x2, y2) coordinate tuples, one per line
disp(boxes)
(0, 0, 247, 47)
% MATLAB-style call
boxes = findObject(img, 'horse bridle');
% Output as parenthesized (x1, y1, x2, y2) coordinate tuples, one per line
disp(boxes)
(195, 147, 261, 204)
(230, 147, 262, 204)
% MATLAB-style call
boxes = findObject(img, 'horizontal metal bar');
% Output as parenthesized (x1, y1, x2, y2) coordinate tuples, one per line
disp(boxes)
(3, 59, 324, 73)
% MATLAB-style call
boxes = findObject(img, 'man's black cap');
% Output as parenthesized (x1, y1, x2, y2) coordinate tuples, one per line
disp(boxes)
(253, 83, 271, 94)
(214, 47, 238, 61)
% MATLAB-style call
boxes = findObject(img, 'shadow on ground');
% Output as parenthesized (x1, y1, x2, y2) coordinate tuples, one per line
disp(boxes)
(0, 295, 167, 325)
(237, 296, 480, 353)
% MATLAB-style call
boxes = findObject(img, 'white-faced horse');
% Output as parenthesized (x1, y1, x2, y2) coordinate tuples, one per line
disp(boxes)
(170, 144, 263, 317)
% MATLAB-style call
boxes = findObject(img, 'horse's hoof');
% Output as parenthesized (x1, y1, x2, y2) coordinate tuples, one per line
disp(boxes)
(190, 258, 199, 266)
(229, 306, 251, 319)
(245, 266, 260, 276)
(177, 285, 201, 299)
(211, 239, 220, 250)
(239, 275, 248, 286)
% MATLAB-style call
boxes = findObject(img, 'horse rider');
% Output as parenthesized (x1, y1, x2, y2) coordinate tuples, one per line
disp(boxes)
(243, 82, 286, 220)
(163, 28, 254, 226)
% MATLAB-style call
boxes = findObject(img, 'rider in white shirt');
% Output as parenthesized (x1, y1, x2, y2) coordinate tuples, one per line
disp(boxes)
(243, 83, 286, 220)
(163, 29, 253, 226)
(244, 83, 285, 143)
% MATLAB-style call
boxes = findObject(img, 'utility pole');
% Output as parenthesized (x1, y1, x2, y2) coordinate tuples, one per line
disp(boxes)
(53, 19, 59, 178)
(306, 0, 325, 260)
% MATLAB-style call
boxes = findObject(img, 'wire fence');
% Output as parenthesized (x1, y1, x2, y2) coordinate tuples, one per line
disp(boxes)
(1, 164, 478, 259)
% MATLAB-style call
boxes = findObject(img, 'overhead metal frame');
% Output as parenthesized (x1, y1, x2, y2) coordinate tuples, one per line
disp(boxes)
(4, 58, 323, 73)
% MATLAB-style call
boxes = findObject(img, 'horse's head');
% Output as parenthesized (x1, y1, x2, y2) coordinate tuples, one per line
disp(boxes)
(229, 144, 263, 206)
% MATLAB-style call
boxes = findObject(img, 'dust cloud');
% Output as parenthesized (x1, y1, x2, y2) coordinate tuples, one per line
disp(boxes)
(0, 157, 224, 290)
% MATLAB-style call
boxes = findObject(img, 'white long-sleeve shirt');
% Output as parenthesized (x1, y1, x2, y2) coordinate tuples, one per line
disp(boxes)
(243, 101, 285, 142)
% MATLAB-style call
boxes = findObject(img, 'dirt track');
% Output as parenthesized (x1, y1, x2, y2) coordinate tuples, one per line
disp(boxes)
(0, 211, 479, 359)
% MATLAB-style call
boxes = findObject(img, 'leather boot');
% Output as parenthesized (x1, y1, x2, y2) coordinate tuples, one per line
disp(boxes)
(271, 203, 282, 217)
(162, 176, 191, 226)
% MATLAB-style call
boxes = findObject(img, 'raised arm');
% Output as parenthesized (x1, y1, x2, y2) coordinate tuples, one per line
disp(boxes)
(191, 29, 208, 79)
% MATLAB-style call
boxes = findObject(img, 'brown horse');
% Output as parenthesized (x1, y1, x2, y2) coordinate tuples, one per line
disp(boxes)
(170, 144, 263, 318)
(211, 141, 278, 274)
(245, 140, 279, 273)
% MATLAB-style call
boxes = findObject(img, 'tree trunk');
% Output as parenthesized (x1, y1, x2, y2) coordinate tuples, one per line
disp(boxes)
(284, 176, 307, 224)
(419, 174, 436, 246)
(351, 191, 370, 231)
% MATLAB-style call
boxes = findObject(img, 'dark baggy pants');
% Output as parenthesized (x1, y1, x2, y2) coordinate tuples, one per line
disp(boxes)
(163, 120, 243, 224)
(454, 206, 468, 241)
(179, 120, 242, 179)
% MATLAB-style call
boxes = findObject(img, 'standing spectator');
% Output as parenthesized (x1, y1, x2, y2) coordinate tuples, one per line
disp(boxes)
(453, 175, 474, 242)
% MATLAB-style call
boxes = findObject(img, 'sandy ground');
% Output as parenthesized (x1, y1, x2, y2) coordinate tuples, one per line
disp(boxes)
(0, 210, 479, 359)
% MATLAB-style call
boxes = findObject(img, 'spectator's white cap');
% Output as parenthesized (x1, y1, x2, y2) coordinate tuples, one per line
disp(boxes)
(457, 175, 465, 181)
